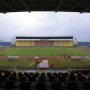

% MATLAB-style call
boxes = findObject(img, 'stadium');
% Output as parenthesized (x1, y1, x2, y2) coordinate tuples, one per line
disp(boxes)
(0, 0, 90, 90)
(15, 36, 74, 47)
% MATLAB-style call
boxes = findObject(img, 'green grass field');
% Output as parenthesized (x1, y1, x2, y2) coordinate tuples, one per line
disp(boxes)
(0, 47, 90, 56)
(0, 60, 90, 69)
(0, 47, 90, 69)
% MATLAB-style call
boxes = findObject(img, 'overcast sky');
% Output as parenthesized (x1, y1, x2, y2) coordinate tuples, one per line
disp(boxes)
(0, 12, 90, 42)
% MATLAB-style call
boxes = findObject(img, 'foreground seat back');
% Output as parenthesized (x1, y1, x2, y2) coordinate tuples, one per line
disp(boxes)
(83, 81, 90, 90)
(4, 80, 16, 90)
(67, 81, 78, 90)
(51, 81, 62, 90)
(19, 81, 31, 90)
(36, 81, 46, 90)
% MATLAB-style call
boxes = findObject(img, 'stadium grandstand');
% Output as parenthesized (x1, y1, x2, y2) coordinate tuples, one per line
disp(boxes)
(15, 36, 75, 47)
(0, 0, 90, 89)
(0, 70, 90, 90)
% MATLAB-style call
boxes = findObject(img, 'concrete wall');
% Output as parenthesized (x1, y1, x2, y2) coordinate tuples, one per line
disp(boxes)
(63, 41, 74, 46)
(1, 56, 90, 61)
(54, 41, 63, 46)
(16, 41, 35, 47)
(54, 41, 74, 47)
(0, 56, 70, 61)
(16, 40, 74, 47)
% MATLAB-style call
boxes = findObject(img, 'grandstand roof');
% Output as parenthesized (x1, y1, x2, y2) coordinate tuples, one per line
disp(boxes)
(0, 0, 90, 13)
(16, 36, 73, 39)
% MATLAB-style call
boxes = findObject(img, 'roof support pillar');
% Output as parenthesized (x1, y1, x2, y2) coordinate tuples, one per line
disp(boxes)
(1, 0, 17, 11)
(19, 0, 30, 12)
(55, 0, 64, 12)
(71, 0, 81, 11)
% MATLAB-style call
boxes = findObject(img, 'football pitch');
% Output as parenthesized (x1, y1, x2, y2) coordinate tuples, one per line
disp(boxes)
(0, 60, 90, 69)
(0, 47, 90, 56)
(0, 47, 90, 69)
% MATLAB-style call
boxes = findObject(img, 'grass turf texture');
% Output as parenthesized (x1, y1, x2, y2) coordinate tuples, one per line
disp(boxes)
(0, 60, 90, 69)
(0, 47, 90, 56)
(0, 47, 90, 69)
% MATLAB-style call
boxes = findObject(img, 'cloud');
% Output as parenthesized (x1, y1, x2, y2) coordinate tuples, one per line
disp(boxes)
(0, 12, 90, 41)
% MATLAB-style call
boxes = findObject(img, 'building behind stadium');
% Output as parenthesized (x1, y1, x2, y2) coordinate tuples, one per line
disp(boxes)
(15, 36, 76, 47)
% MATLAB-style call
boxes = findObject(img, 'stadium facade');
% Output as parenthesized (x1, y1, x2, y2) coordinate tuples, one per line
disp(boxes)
(15, 36, 75, 47)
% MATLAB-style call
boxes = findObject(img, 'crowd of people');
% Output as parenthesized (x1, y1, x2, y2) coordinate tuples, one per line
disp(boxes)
(0, 69, 90, 90)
